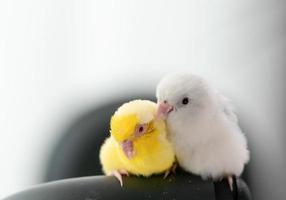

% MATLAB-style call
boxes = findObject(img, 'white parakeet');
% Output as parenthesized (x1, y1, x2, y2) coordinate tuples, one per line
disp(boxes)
(156, 73, 249, 189)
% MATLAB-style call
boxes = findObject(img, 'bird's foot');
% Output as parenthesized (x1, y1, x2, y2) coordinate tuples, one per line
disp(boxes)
(118, 169, 129, 176)
(163, 163, 177, 179)
(107, 169, 129, 186)
(227, 176, 233, 191)
(171, 163, 177, 173)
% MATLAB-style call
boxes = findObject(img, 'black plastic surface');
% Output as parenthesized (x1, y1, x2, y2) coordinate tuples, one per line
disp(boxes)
(4, 171, 251, 200)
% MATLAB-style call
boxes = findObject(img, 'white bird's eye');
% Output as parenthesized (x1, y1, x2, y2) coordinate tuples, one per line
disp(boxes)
(182, 97, 189, 105)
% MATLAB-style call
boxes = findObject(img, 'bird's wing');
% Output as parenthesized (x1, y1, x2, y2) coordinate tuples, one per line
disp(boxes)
(99, 137, 126, 174)
(218, 93, 238, 123)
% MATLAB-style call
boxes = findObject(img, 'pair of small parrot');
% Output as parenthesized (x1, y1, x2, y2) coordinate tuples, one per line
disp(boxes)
(99, 73, 249, 189)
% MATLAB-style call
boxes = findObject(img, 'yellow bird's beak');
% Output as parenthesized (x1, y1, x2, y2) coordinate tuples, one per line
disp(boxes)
(120, 139, 134, 159)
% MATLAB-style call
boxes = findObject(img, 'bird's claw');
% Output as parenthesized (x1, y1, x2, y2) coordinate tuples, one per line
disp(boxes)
(163, 163, 177, 179)
(171, 163, 177, 174)
(163, 169, 171, 179)
(227, 176, 233, 191)
(108, 169, 129, 187)
(118, 169, 129, 176)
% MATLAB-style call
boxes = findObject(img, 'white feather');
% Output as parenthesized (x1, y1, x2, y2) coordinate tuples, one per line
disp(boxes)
(156, 73, 249, 179)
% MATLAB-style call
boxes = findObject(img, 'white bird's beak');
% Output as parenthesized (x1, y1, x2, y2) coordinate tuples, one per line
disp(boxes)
(157, 101, 174, 119)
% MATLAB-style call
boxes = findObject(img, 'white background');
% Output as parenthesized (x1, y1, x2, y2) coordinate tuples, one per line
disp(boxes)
(0, 0, 285, 199)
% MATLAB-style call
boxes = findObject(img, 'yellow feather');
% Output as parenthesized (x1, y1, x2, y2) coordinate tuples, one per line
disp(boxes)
(99, 100, 175, 176)
(110, 114, 137, 142)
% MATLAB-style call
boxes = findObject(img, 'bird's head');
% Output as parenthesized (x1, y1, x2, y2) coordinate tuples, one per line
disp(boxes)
(156, 73, 211, 120)
(110, 100, 158, 159)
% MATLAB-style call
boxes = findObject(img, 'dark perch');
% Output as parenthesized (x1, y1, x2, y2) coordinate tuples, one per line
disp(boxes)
(4, 170, 250, 200)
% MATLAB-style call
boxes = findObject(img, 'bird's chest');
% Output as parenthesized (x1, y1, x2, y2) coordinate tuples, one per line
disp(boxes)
(120, 138, 174, 176)
(168, 116, 210, 145)
(127, 138, 165, 165)
(167, 116, 216, 164)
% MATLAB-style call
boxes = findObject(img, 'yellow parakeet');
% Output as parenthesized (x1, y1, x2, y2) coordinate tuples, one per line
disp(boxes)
(99, 100, 175, 186)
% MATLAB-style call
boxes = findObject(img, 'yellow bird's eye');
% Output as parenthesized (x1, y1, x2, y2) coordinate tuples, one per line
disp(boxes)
(134, 124, 146, 137)
(138, 126, 144, 133)
(134, 121, 155, 138)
